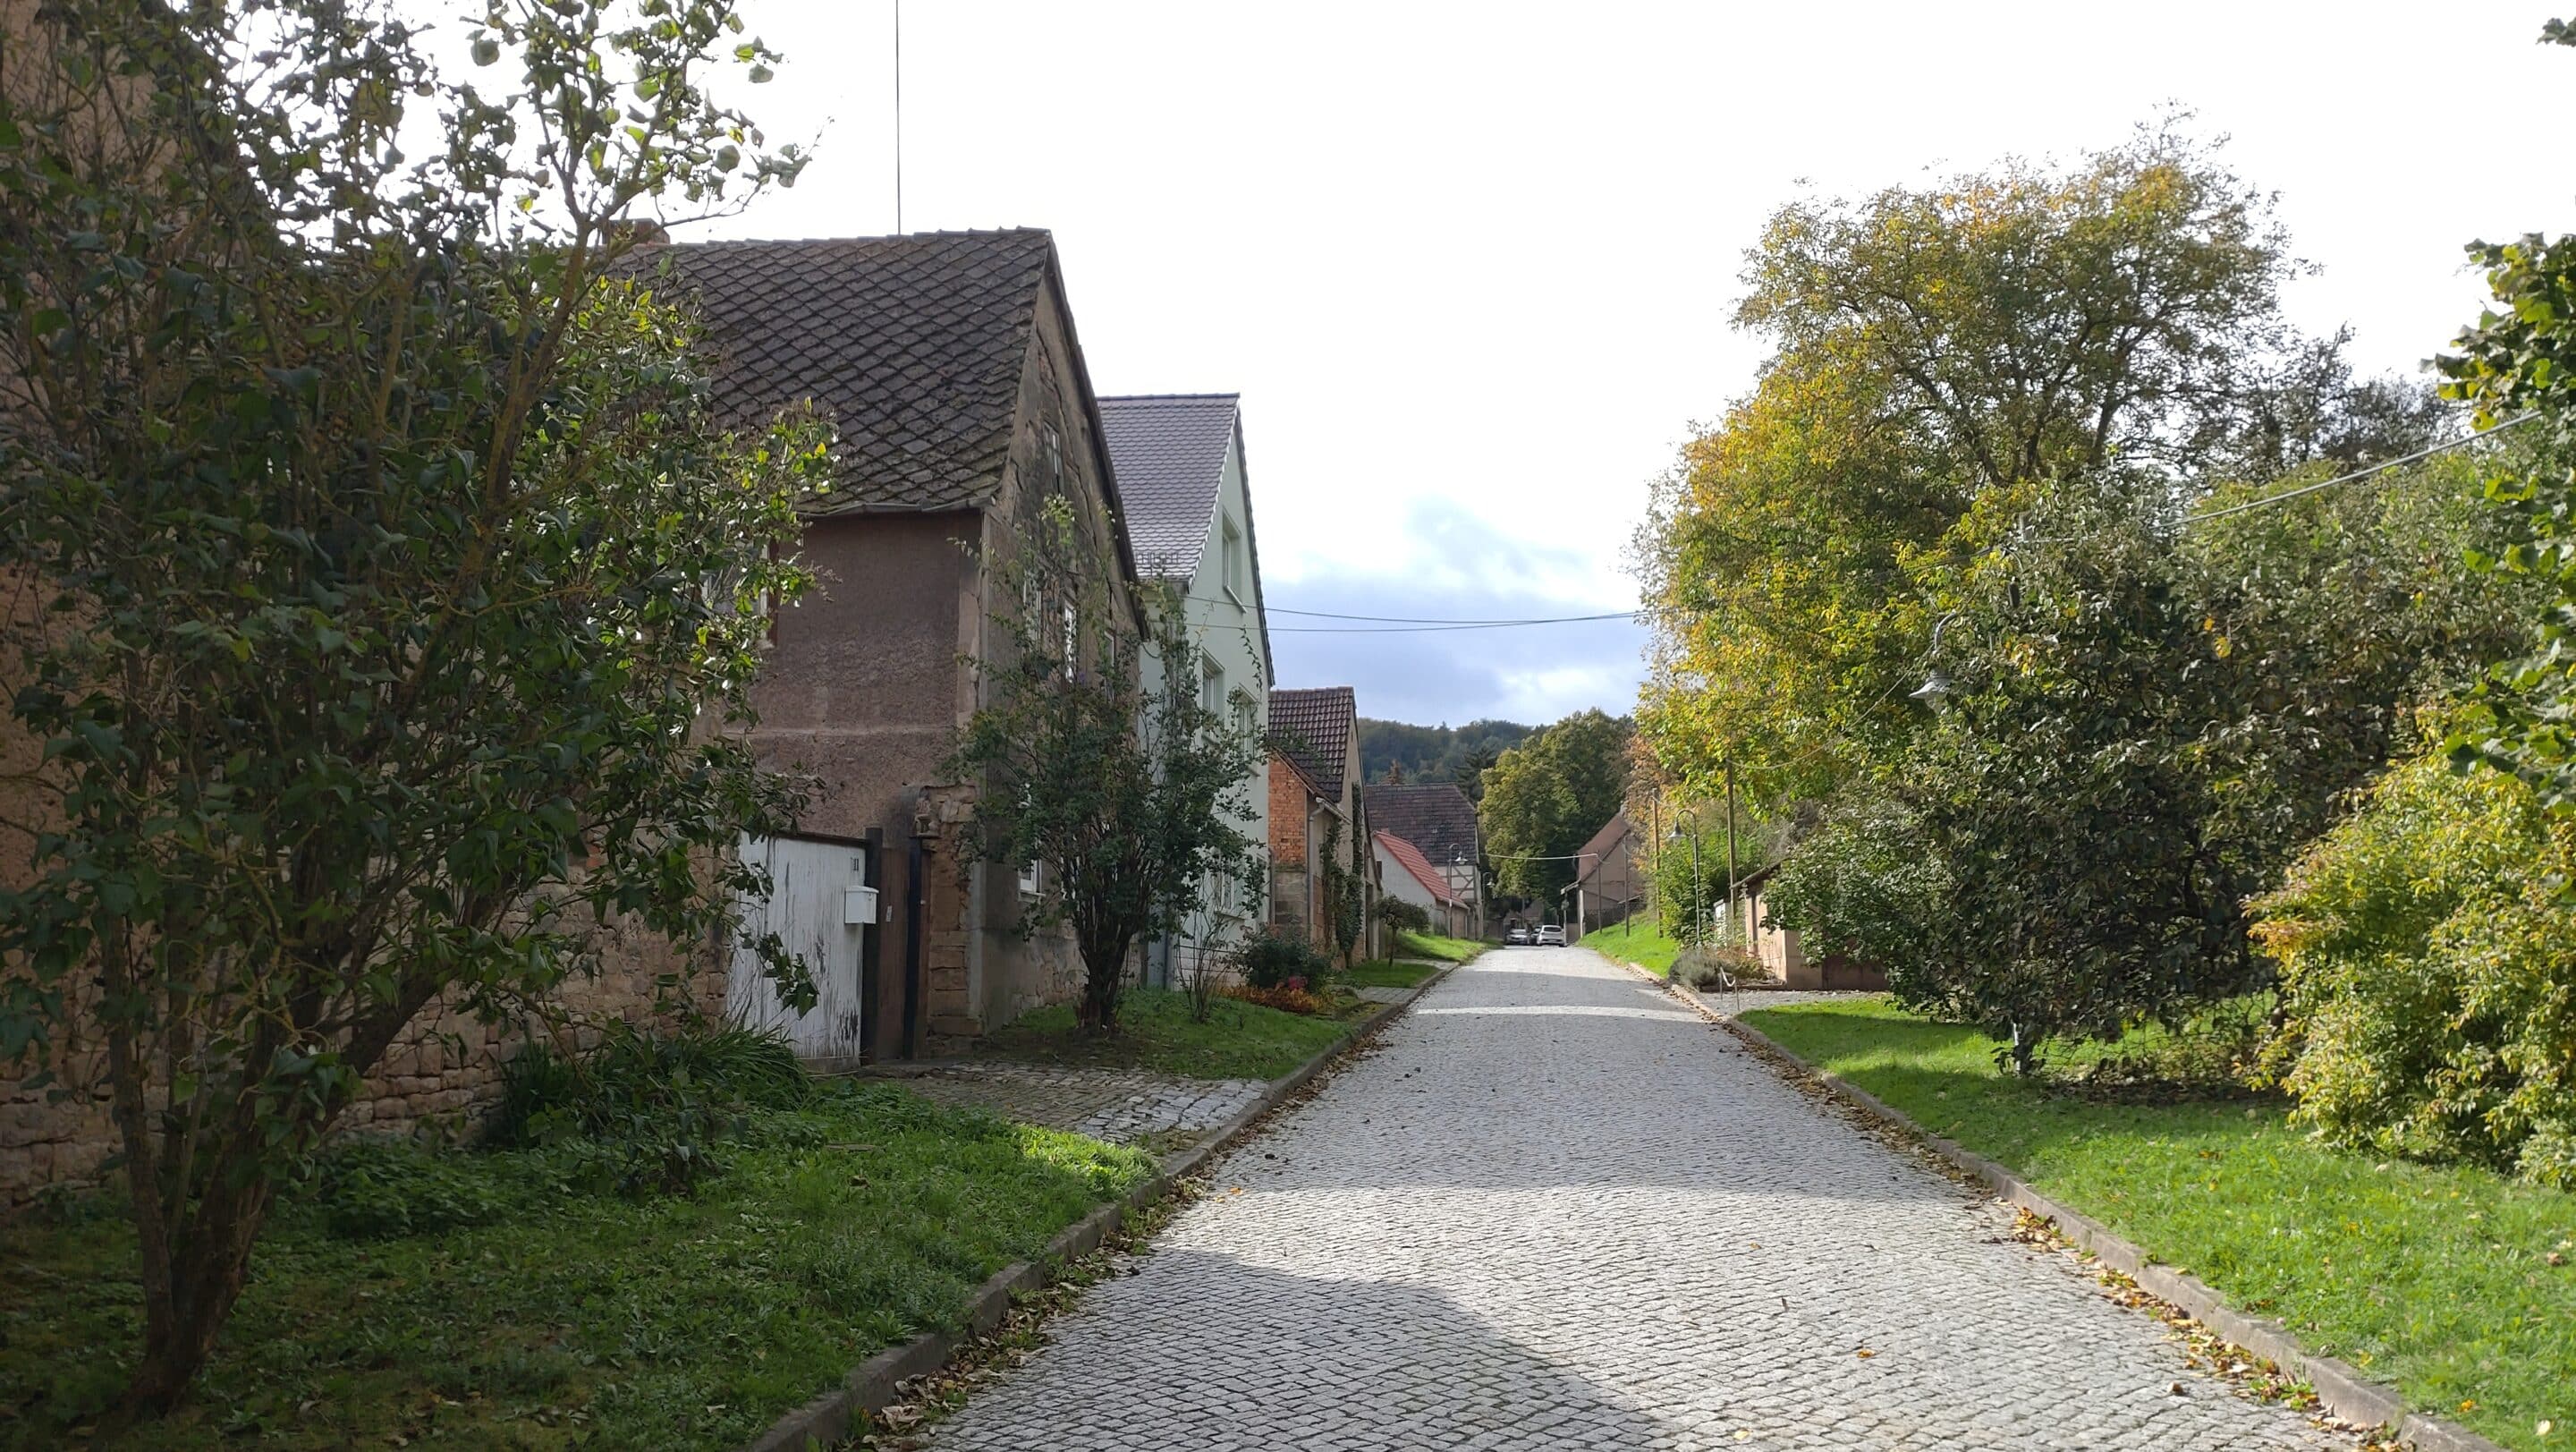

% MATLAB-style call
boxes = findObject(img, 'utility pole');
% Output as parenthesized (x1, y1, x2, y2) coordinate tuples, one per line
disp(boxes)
(1724, 761, 1740, 952)
(1690, 828, 1702, 946)
(1648, 794, 1660, 938)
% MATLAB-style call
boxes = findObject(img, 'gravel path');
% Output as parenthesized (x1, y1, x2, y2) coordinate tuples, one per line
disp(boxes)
(916, 947, 2350, 1451)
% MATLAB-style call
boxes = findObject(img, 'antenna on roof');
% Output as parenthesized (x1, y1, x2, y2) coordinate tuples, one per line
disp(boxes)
(893, 0, 903, 234)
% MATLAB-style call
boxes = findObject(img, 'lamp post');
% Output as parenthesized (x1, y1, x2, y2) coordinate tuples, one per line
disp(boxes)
(1911, 611, 1960, 707)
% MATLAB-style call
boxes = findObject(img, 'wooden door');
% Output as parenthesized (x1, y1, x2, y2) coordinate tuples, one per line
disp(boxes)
(729, 834, 874, 1064)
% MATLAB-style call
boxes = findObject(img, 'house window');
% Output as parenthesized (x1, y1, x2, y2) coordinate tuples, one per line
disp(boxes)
(1231, 694, 1256, 739)
(1219, 514, 1244, 602)
(1038, 422, 1063, 490)
(1018, 860, 1042, 897)
(1062, 600, 1078, 673)
(1200, 660, 1224, 717)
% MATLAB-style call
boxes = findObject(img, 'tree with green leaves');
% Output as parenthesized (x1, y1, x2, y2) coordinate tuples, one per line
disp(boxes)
(949, 509, 1267, 1032)
(1633, 123, 2407, 806)
(0, 0, 818, 1409)
(1478, 709, 1631, 909)
(1766, 448, 2528, 1068)
(2438, 24, 2576, 810)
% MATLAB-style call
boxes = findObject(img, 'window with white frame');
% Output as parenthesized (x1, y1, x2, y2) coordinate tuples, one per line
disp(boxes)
(1219, 514, 1244, 602)
(1018, 860, 1042, 897)
(1230, 693, 1256, 739)
(1200, 660, 1224, 716)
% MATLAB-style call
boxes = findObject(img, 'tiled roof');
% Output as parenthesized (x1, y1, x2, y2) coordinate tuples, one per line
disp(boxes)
(1097, 395, 1237, 579)
(628, 231, 1054, 513)
(1376, 830, 1465, 908)
(1363, 783, 1480, 867)
(1269, 686, 1356, 799)
(1573, 812, 1632, 883)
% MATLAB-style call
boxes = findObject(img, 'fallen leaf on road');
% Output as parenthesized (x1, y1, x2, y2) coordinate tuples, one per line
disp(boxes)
(1853, 1347, 1876, 1360)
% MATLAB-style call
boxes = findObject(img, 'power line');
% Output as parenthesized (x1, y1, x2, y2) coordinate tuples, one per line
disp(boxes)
(1264, 606, 1636, 624)
(2181, 412, 2537, 526)
(1182, 607, 1639, 633)
(1267, 615, 1638, 634)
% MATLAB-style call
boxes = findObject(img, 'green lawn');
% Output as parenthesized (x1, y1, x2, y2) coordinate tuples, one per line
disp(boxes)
(1344, 958, 1441, 989)
(1741, 998, 2575, 1451)
(1393, 930, 1487, 964)
(1577, 917, 1683, 976)
(0, 1083, 1151, 1451)
(980, 986, 1356, 1081)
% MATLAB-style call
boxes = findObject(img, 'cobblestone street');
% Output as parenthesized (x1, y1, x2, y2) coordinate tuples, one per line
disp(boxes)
(917, 948, 2353, 1451)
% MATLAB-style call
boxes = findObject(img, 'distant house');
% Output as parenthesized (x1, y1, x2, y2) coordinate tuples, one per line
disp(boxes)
(643, 229, 1137, 1057)
(1373, 830, 1474, 938)
(1097, 395, 1273, 985)
(1571, 811, 1644, 933)
(1268, 685, 1384, 960)
(1738, 861, 1889, 990)
(1362, 783, 1484, 934)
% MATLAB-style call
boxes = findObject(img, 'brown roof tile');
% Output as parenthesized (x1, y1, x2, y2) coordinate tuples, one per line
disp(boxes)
(628, 231, 1054, 513)
(1362, 783, 1480, 868)
(1268, 686, 1356, 799)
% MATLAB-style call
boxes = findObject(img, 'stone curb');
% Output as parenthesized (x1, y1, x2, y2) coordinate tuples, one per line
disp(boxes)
(1684, 989, 2506, 1452)
(740, 960, 1462, 1452)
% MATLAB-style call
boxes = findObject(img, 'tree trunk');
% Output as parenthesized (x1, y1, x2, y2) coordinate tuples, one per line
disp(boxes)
(121, 1102, 280, 1413)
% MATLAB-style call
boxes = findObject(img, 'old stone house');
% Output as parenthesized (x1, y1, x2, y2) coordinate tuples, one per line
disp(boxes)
(640, 229, 1139, 1058)
(1267, 686, 1384, 960)
(1097, 395, 1273, 986)
(1362, 782, 1484, 935)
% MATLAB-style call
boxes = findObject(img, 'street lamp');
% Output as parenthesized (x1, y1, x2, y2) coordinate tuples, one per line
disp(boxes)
(1911, 612, 1960, 706)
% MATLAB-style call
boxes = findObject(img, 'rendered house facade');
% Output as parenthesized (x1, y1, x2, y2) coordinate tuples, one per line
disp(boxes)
(1097, 395, 1273, 984)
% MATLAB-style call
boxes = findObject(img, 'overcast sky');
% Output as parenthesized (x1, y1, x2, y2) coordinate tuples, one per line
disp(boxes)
(691, 3, 2576, 729)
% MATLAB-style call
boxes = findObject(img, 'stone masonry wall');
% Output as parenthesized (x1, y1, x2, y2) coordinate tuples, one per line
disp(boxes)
(1, 915, 721, 1208)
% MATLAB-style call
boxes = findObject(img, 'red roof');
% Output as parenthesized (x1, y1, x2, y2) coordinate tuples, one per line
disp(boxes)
(1375, 829, 1465, 908)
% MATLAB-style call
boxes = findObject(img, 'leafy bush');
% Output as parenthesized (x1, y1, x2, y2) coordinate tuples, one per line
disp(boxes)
(2252, 740, 2576, 1187)
(1375, 896, 1431, 934)
(489, 1019, 811, 1197)
(1671, 946, 1761, 991)
(1234, 932, 1333, 993)
(309, 1137, 514, 1241)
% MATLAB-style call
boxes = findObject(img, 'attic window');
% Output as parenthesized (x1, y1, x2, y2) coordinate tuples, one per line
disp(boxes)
(1039, 422, 1063, 490)
(1220, 514, 1244, 602)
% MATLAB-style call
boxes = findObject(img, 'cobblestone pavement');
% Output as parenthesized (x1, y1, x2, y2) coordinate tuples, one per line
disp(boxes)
(917, 947, 2351, 1452)
(897, 1063, 1265, 1147)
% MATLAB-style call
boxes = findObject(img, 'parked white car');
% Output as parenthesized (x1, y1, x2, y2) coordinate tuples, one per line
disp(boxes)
(1536, 924, 1566, 947)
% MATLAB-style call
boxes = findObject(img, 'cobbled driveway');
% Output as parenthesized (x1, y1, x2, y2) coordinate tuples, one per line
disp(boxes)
(918, 948, 2351, 1451)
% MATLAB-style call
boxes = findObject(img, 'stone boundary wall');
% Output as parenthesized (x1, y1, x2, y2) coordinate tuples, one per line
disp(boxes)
(0, 916, 721, 1208)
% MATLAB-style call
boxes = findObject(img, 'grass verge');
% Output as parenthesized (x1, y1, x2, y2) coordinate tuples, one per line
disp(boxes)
(0, 1083, 1151, 1451)
(979, 986, 1355, 1082)
(1740, 998, 2574, 1452)
(1577, 917, 1683, 976)
(1344, 959, 1440, 989)
(1392, 930, 1486, 964)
